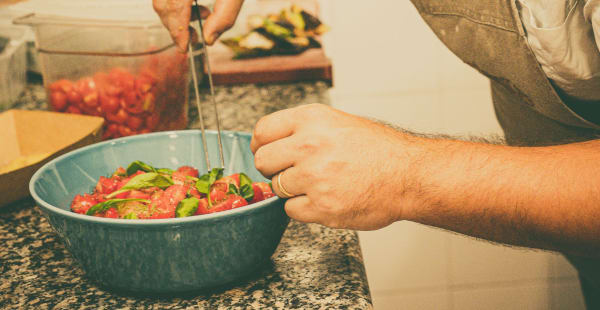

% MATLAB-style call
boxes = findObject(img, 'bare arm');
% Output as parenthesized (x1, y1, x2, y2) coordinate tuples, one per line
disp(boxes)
(405, 137, 600, 256)
(251, 104, 600, 257)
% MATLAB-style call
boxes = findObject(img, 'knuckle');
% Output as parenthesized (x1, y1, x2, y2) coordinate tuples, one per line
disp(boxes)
(253, 116, 268, 144)
(297, 167, 312, 181)
(253, 148, 266, 172)
(299, 103, 322, 118)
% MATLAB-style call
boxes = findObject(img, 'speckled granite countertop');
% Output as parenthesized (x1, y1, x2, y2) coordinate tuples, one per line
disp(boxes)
(0, 80, 373, 309)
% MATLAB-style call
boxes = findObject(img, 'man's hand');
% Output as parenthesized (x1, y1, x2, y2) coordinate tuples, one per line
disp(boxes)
(250, 103, 600, 256)
(153, 0, 244, 52)
(250, 104, 424, 230)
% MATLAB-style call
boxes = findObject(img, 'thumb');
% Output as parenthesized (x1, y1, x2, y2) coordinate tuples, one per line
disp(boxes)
(202, 0, 244, 45)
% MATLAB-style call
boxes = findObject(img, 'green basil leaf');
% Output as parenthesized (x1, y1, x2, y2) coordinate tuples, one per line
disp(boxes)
(126, 160, 157, 176)
(123, 212, 138, 219)
(208, 168, 224, 184)
(238, 173, 254, 202)
(195, 174, 211, 194)
(175, 197, 199, 218)
(86, 198, 150, 216)
(195, 168, 224, 207)
(227, 183, 240, 196)
(186, 175, 199, 182)
(156, 168, 174, 175)
(239, 173, 253, 187)
(240, 184, 254, 202)
(106, 172, 174, 199)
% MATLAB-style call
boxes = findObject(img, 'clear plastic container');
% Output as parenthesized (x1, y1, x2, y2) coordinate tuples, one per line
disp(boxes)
(0, 26, 27, 109)
(14, 14, 190, 140)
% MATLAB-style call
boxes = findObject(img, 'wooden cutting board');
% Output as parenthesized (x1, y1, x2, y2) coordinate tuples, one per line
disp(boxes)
(205, 42, 333, 86)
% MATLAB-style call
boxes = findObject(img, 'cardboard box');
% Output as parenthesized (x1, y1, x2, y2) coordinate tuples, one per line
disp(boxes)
(0, 110, 104, 207)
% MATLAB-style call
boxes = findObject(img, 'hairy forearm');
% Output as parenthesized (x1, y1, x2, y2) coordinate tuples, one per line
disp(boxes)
(402, 136, 600, 256)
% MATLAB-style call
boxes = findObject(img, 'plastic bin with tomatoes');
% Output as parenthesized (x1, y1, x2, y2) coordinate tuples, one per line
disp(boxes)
(14, 14, 192, 140)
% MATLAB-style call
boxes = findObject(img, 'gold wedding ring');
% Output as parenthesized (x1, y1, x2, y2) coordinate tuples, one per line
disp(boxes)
(276, 170, 295, 199)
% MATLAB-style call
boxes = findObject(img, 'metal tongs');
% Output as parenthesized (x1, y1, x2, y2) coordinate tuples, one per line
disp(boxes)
(188, 0, 225, 172)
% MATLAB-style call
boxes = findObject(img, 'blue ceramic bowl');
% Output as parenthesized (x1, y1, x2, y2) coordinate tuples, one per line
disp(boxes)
(29, 130, 289, 293)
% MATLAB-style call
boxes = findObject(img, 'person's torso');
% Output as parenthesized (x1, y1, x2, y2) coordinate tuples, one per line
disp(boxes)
(410, 0, 600, 308)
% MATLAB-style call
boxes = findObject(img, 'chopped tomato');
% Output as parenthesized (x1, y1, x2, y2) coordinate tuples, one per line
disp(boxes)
(254, 182, 275, 199)
(194, 198, 210, 215)
(112, 167, 126, 177)
(250, 183, 265, 204)
(71, 194, 98, 214)
(231, 195, 248, 209)
(176, 166, 199, 178)
(209, 182, 228, 204)
(187, 187, 203, 199)
(196, 194, 246, 215)
(102, 208, 119, 218)
(95, 176, 120, 195)
(128, 190, 151, 200)
(49, 91, 68, 111)
(214, 174, 240, 189)
(100, 93, 119, 114)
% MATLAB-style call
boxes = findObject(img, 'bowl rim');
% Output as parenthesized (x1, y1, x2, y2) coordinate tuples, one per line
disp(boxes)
(29, 129, 282, 226)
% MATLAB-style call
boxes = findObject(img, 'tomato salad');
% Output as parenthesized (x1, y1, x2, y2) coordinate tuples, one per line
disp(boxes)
(71, 161, 275, 219)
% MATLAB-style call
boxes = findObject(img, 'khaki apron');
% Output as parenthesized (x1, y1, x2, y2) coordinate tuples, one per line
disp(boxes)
(411, 0, 600, 307)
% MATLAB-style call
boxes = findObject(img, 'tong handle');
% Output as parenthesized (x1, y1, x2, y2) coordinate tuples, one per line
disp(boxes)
(193, 0, 225, 170)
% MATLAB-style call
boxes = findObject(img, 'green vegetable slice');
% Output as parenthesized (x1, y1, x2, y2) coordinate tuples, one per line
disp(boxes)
(263, 19, 293, 38)
(126, 160, 157, 175)
(86, 198, 150, 216)
(106, 172, 174, 199)
(175, 197, 200, 218)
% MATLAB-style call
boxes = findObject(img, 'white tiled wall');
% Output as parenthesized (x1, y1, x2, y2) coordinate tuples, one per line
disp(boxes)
(317, 0, 586, 309)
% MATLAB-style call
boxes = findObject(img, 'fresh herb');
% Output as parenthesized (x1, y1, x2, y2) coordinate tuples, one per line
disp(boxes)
(239, 173, 254, 202)
(126, 160, 157, 175)
(194, 174, 211, 194)
(175, 197, 199, 218)
(156, 168, 174, 175)
(226, 173, 254, 202)
(106, 172, 174, 199)
(186, 175, 199, 182)
(123, 212, 138, 219)
(195, 168, 223, 195)
(195, 168, 224, 207)
(86, 198, 150, 216)
(227, 183, 240, 195)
